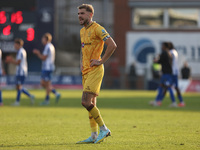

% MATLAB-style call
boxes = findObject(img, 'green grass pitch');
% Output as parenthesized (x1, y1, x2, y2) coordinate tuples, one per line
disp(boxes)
(0, 90, 200, 150)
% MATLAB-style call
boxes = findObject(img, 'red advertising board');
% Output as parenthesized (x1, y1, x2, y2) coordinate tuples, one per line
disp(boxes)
(186, 80, 200, 92)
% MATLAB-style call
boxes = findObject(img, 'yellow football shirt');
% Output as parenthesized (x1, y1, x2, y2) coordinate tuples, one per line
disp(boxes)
(80, 22, 110, 75)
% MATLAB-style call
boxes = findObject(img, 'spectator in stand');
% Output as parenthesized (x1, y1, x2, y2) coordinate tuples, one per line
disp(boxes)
(181, 62, 191, 79)
(109, 57, 120, 89)
(129, 63, 137, 89)
(151, 59, 162, 80)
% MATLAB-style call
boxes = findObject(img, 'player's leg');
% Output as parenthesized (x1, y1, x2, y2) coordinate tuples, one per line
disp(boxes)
(20, 76, 35, 103)
(150, 85, 166, 106)
(40, 71, 51, 105)
(77, 93, 99, 144)
(42, 71, 60, 104)
(173, 75, 185, 107)
(159, 85, 167, 102)
(77, 75, 95, 144)
(50, 81, 61, 103)
(46, 80, 59, 102)
(45, 79, 61, 104)
(77, 65, 110, 144)
(40, 80, 50, 105)
(175, 86, 185, 107)
(11, 76, 22, 106)
(81, 92, 110, 144)
(155, 86, 164, 101)
(40, 79, 46, 89)
(46, 80, 51, 100)
(81, 66, 108, 132)
(89, 97, 98, 139)
(86, 95, 111, 144)
(21, 88, 31, 97)
(175, 87, 185, 107)
(81, 92, 107, 130)
(46, 71, 59, 96)
(12, 81, 22, 106)
(150, 75, 166, 106)
(40, 70, 47, 89)
(167, 86, 177, 107)
(167, 86, 175, 102)
(16, 84, 22, 101)
(167, 75, 177, 107)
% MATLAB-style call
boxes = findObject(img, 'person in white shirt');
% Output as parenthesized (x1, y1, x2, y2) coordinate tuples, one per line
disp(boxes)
(5, 38, 34, 106)
(169, 42, 185, 107)
(33, 33, 61, 105)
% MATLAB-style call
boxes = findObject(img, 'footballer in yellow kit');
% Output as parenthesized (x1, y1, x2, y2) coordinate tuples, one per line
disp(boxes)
(77, 4, 117, 144)
(81, 21, 110, 95)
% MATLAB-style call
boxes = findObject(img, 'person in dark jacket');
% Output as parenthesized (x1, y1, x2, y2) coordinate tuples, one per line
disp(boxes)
(181, 62, 191, 79)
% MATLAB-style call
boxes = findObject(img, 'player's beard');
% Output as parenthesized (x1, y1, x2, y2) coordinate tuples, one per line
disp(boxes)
(80, 18, 89, 26)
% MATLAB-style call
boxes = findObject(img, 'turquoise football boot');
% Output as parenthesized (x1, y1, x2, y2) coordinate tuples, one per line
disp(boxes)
(76, 136, 96, 144)
(94, 129, 111, 144)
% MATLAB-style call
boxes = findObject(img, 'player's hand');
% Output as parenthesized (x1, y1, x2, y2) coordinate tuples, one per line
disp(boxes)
(33, 49, 40, 55)
(153, 59, 158, 63)
(154, 57, 159, 63)
(90, 59, 102, 67)
(5, 56, 13, 63)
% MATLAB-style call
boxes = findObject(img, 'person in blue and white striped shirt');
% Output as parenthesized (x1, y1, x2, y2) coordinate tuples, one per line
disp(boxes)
(168, 42, 185, 107)
(6, 38, 34, 106)
(33, 33, 61, 105)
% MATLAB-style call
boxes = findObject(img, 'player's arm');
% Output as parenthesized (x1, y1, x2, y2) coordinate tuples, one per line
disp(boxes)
(33, 49, 48, 61)
(90, 37, 117, 67)
(5, 56, 21, 65)
(155, 53, 163, 64)
(101, 37, 117, 64)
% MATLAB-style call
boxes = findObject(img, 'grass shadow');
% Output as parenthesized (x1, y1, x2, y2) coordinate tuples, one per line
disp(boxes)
(2, 95, 200, 112)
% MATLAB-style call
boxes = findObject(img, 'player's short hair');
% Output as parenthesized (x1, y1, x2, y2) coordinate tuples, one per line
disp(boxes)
(14, 38, 24, 46)
(168, 42, 174, 50)
(78, 4, 94, 15)
(162, 42, 169, 49)
(43, 33, 52, 42)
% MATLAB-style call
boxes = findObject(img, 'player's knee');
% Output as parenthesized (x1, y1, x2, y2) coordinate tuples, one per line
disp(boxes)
(41, 81, 45, 87)
(16, 85, 21, 90)
(81, 101, 86, 107)
(175, 87, 181, 95)
(81, 101, 90, 108)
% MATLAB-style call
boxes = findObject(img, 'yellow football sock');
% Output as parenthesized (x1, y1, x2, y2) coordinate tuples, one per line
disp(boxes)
(89, 106, 104, 127)
(89, 112, 98, 133)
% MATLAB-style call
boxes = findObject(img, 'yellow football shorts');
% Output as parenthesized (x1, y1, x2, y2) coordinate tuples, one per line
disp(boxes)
(82, 65, 104, 96)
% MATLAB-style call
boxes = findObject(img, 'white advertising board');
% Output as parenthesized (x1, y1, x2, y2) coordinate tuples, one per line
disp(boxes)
(126, 32, 200, 76)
